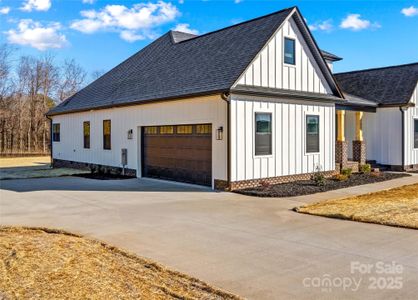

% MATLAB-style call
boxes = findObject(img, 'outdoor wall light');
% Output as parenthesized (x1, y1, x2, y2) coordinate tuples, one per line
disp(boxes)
(127, 129, 133, 139)
(216, 126, 223, 140)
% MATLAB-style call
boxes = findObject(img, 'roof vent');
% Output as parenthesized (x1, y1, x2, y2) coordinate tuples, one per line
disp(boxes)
(170, 31, 198, 44)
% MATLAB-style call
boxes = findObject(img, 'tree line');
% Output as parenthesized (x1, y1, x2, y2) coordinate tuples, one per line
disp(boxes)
(0, 44, 104, 155)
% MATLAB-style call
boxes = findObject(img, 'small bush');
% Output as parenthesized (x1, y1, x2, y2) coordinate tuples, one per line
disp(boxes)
(360, 164, 372, 174)
(311, 165, 325, 186)
(333, 174, 348, 181)
(370, 172, 381, 177)
(341, 168, 352, 178)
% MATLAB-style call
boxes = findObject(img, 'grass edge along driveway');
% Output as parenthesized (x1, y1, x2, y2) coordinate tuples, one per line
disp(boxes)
(296, 183, 418, 230)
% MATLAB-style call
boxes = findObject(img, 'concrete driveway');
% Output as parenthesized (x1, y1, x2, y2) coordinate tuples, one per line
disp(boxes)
(1, 176, 418, 299)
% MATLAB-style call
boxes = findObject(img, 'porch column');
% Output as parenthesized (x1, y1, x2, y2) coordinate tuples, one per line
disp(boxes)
(353, 111, 366, 164)
(336, 110, 348, 169)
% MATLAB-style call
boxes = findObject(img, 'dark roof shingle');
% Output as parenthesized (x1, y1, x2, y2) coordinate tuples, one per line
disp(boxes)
(49, 7, 294, 115)
(335, 63, 418, 105)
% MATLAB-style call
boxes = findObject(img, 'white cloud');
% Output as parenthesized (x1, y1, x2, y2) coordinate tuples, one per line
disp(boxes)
(82, 0, 95, 4)
(401, 6, 418, 17)
(21, 0, 51, 11)
(70, 1, 180, 42)
(340, 14, 379, 31)
(172, 23, 198, 34)
(6, 19, 67, 50)
(234, 0, 242, 3)
(0, 6, 10, 14)
(178, 0, 184, 3)
(309, 19, 333, 32)
(120, 30, 144, 42)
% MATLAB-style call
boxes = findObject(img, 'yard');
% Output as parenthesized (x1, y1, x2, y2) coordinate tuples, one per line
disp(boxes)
(296, 183, 418, 229)
(0, 227, 240, 300)
(0, 156, 89, 180)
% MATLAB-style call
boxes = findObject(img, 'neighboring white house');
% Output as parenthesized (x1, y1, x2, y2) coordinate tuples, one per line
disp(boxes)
(47, 6, 418, 190)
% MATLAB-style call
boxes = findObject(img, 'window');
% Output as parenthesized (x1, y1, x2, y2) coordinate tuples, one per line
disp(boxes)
(284, 38, 295, 65)
(196, 124, 212, 134)
(103, 120, 111, 150)
(83, 121, 90, 149)
(144, 126, 158, 135)
(255, 113, 272, 156)
(52, 124, 60, 142)
(177, 125, 193, 134)
(160, 126, 174, 134)
(306, 115, 319, 153)
(414, 119, 418, 149)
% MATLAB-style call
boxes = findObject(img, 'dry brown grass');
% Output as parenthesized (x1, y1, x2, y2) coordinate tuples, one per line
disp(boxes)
(0, 156, 51, 168)
(0, 227, 242, 300)
(296, 183, 418, 229)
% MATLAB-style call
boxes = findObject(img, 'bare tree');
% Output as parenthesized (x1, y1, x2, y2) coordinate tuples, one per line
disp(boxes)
(91, 69, 106, 81)
(57, 59, 87, 102)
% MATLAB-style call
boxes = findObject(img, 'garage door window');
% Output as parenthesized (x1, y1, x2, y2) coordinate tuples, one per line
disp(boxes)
(160, 126, 174, 134)
(196, 124, 212, 134)
(144, 126, 157, 135)
(255, 113, 272, 156)
(177, 125, 193, 134)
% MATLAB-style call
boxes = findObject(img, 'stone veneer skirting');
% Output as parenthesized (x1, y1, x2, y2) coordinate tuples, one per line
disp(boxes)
(226, 169, 338, 191)
(53, 159, 137, 177)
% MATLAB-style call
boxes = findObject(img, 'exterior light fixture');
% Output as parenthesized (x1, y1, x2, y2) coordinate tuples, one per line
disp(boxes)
(127, 129, 133, 139)
(216, 126, 223, 140)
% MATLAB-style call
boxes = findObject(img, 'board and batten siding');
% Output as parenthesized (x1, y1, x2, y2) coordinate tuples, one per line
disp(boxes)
(51, 95, 228, 186)
(230, 94, 335, 182)
(234, 17, 332, 95)
(362, 108, 403, 166)
(404, 82, 418, 166)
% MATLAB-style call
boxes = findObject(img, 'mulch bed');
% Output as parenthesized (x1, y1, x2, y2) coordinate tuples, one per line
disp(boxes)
(235, 172, 411, 198)
(74, 173, 136, 180)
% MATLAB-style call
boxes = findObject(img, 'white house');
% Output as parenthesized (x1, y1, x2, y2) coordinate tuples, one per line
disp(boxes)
(47, 6, 418, 190)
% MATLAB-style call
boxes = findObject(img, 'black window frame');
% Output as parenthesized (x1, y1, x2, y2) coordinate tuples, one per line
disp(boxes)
(52, 123, 60, 142)
(284, 37, 296, 65)
(103, 119, 111, 150)
(414, 119, 418, 149)
(306, 115, 320, 153)
(254, 112, 272, 156)
(83, 121, 90, 149)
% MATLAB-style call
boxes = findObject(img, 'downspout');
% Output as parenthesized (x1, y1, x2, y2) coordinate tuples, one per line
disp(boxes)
(399, 107, 406, 171)
(221, 92, 231, 190)
(46, 115, 53, 168)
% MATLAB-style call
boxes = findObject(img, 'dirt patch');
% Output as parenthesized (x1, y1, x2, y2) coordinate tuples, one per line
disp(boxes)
(235, 172, 410, 198)
(296, 183, 418, 229)
(0, 226, 241, 300)
(75, 173, 136, 180)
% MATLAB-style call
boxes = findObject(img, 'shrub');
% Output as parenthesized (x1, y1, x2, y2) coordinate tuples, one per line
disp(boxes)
(311, 165, 325, 186)
(333, 174, 348, 181)
(360, 164, 372, 174)
(341, 168, 352, 178)
(370, 171, 381, 177)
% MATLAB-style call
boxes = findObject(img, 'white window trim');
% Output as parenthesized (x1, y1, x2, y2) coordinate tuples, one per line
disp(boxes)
(304, 112, 321, 156)
(253, 111, 274, 158)
(283, 36, 296, 67)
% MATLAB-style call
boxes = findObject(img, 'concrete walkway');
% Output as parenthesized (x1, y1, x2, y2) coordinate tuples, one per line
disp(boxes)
(1, 175, 418, 299)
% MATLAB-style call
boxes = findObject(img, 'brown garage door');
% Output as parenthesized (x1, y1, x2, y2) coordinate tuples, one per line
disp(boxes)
(142, 124, 212, 186)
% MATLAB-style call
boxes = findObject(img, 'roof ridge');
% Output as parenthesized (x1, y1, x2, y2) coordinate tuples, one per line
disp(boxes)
(335, 62, 418, 75)
(177, 6, 295, 44)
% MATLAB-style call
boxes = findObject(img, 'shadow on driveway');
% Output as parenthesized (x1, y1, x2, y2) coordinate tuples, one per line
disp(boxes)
(0, 176, 213, 193)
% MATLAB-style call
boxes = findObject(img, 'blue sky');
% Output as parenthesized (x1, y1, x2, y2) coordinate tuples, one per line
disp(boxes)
(1, 0, 417, 76)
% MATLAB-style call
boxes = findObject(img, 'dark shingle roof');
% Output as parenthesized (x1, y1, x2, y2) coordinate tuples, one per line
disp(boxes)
(320, 50, 342, 62)
(335, 63, 418, 106)
(49, 7, 295, 115)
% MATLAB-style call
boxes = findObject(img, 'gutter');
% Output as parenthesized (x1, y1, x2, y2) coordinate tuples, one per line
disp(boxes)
(221, 92, 231, 190)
